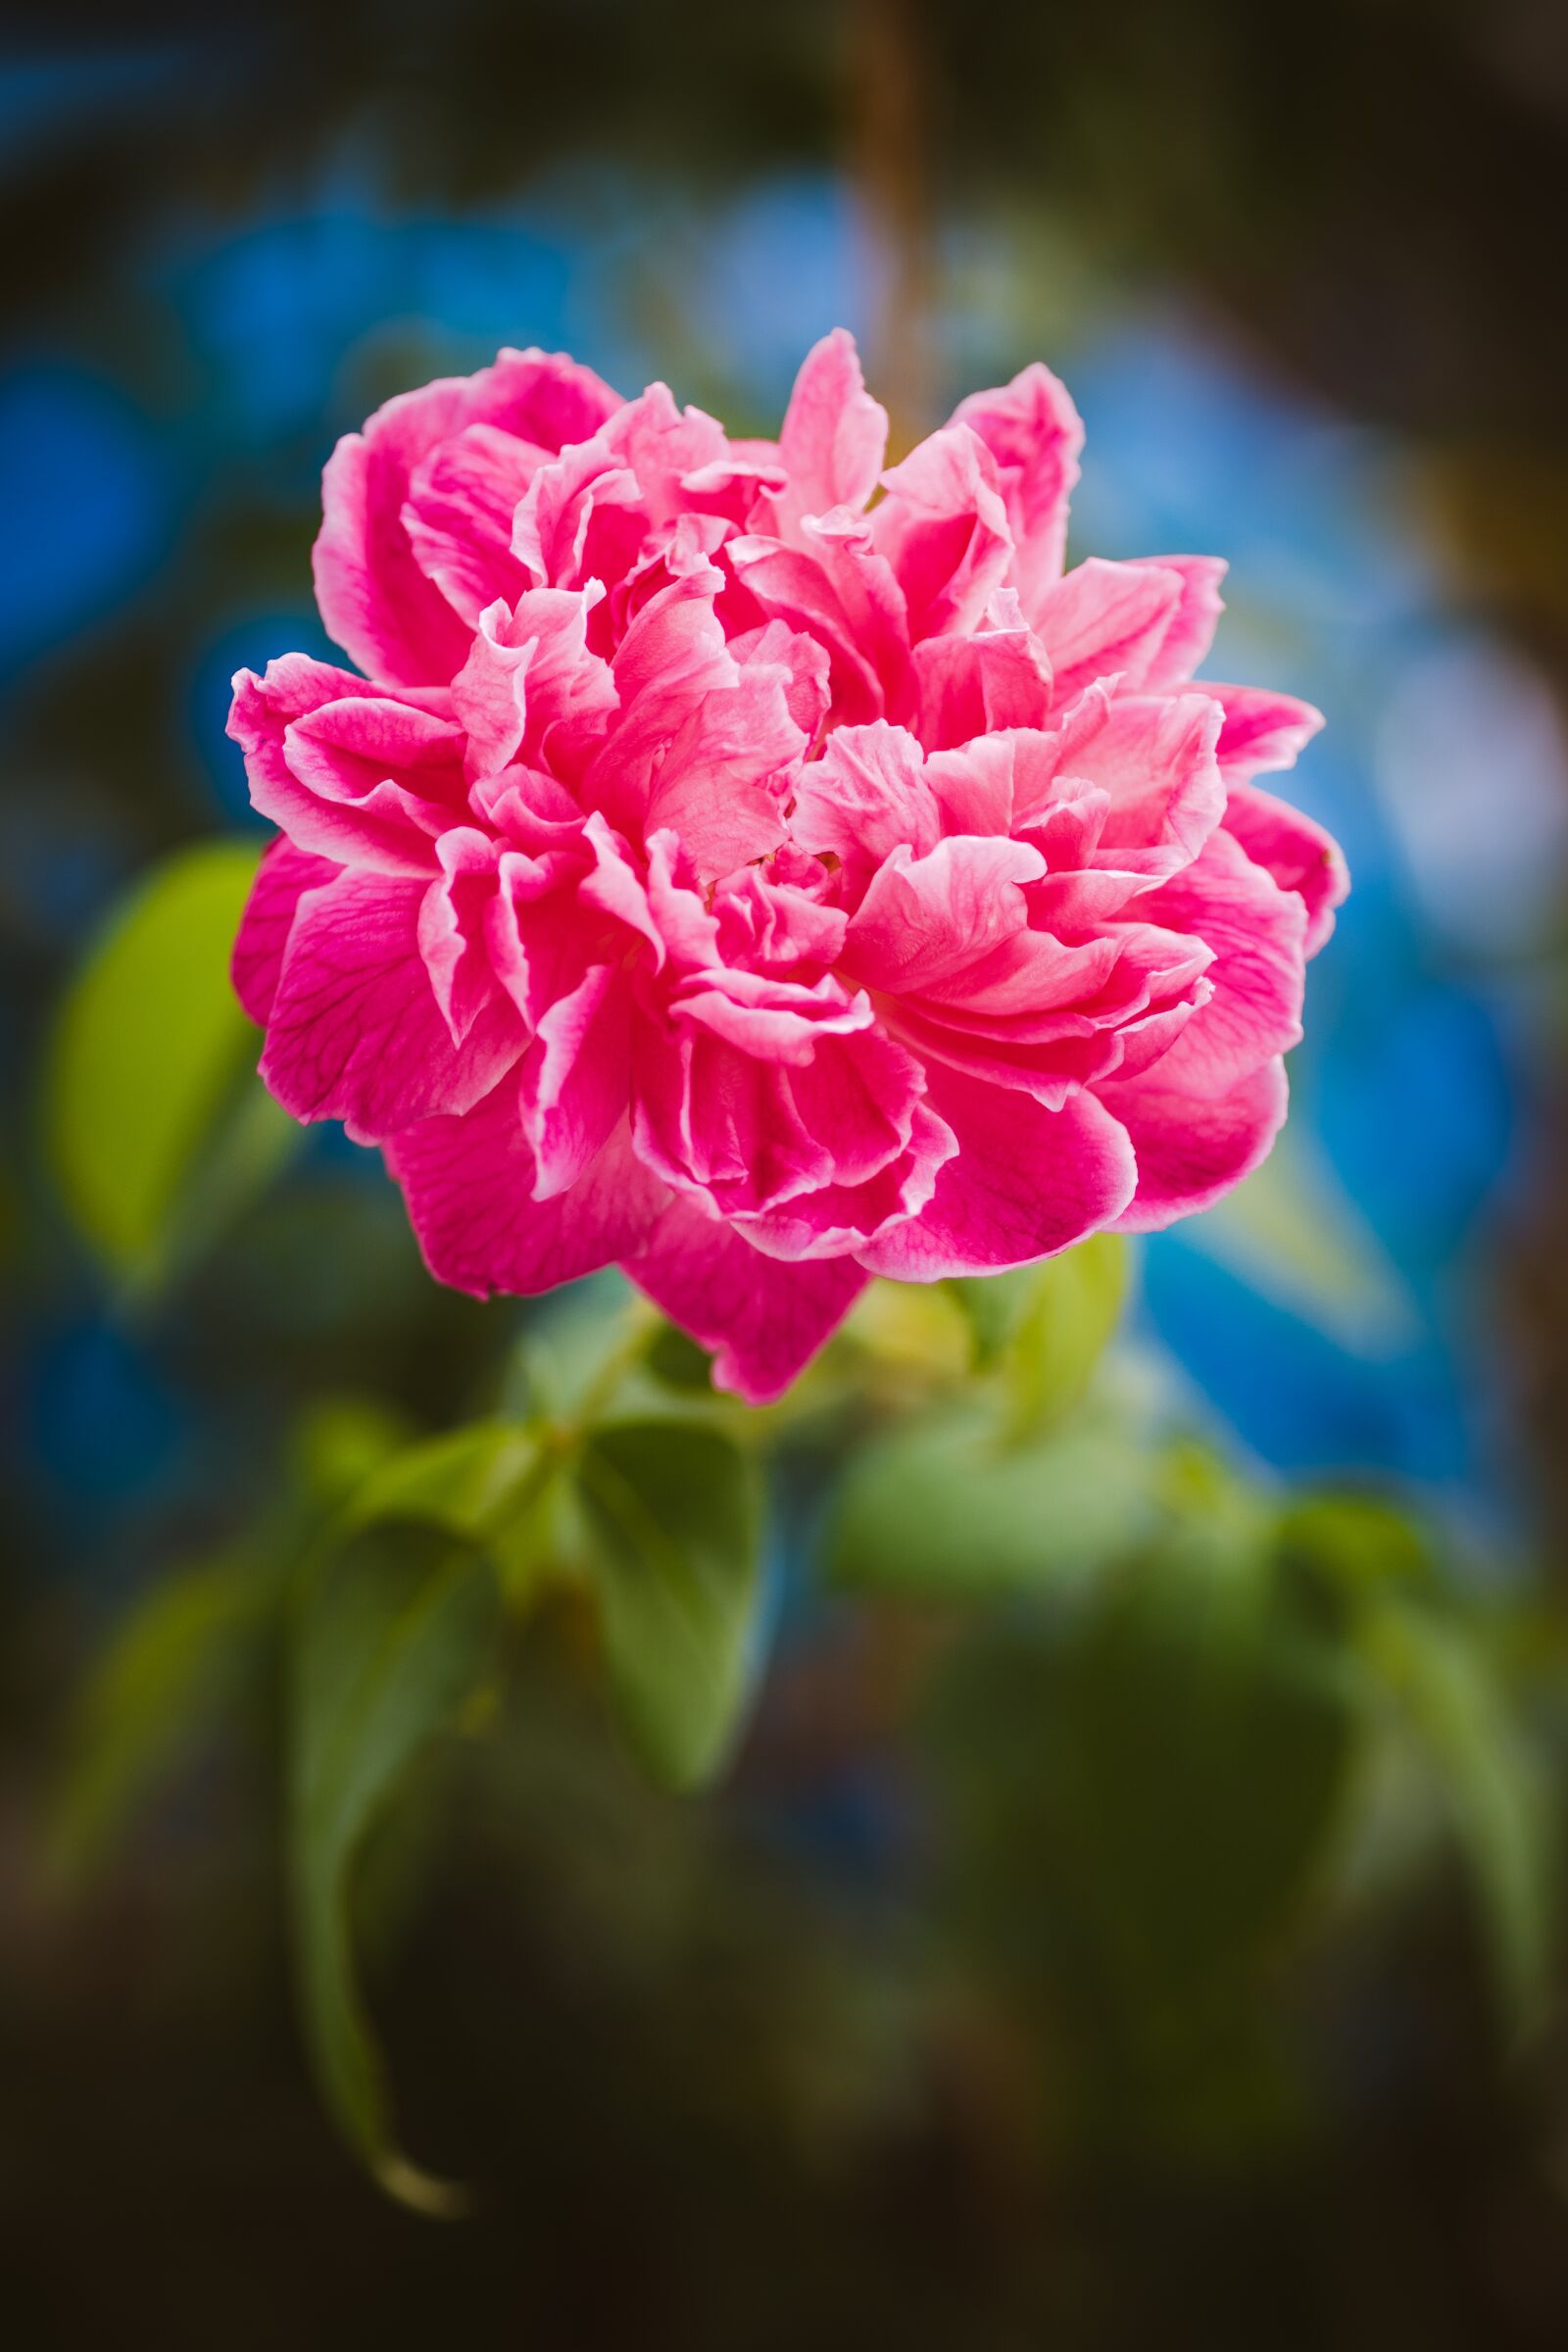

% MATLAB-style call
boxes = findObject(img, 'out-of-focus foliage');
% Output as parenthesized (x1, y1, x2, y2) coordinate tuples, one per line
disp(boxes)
(43, 853, 1564, 2204)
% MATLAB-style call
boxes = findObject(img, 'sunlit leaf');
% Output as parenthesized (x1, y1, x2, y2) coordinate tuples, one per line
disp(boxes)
(289, 1522, 499, 2209)
(50, 1550, 277, 1879)
(577, 1420, 761, 1788)
(45, 838, 267, 1279)
(828, 1403, 1154, 1598)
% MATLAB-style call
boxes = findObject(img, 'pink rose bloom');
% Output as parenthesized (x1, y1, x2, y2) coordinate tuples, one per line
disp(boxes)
(230, 334, 1346, 1402)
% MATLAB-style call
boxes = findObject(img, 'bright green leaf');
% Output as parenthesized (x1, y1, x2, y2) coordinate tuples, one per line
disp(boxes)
(577, 1420, 761, 1789)
(289, 1522, 499, 2208)
(46, 838, 267, 1279)
(828, 1404, 1155, 1599)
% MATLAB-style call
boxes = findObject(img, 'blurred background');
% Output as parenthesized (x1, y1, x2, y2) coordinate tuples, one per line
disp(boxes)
(4, 1, 1568, 2343)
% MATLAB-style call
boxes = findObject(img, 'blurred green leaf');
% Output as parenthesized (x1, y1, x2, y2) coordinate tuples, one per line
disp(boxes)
(928, 1518, 1359, 2025)
(828, 1403, 1155, 1598)
(45, 838, 266, 1279)
(289, 1522, 499, 2210)
(1001, 1233, 1129, 1437)
(50, 1551, 277, 1879)
(1357, 1596, 1554, 2028)
(577, 1420, 761, 1789)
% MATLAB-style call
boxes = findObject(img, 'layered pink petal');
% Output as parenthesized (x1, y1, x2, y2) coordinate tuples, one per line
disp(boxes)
(1102, 1056, 1290, 1232)
(261, 869, 521, 1141)
(622, 1201, 868, 1402)
(231, 838, 340, 1025)
(772, 328, 888, 531)
(1134, 827, 1306, 1095)
(858, 1066, 1137, 1279)
(390, 1090, 668, 1297)
(1222, 781, 1348, 955)
(314, 349, 620, 685)
(950, 362, 1083, 615)
(871, 424, 1014, 642)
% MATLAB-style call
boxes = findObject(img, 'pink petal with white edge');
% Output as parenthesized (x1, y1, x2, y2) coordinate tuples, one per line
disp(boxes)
(772, 328, 889, 533)
(1102, 1056, 1290, 1233)
(390, 1091, 668, 1297)
(261, 869, 521, 1143)
(1222, 781, 1348, 956)
(622, 1200, 868, 1403)
(231, 838, 340, 1025)
(857, 1065, 1137, 1280)
(314, 348, 620, 686)
(950, 362, 1084, 616)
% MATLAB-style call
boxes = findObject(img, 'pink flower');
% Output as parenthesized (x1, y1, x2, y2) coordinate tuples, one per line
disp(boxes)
(230, 334, 1346, 1402)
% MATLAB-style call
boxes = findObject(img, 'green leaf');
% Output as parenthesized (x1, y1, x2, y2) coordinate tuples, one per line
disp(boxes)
(828, 1403, 1155, 1598)
(289, 1522, 499, 2208)
(1000, 1232, 1129, 1436)
(927, 1515, 1358, 2018)
(45, 838, 268, 1280)
(576, 1420, 762, 1788)
(1358, 1596, 1553, 2028)
(50, 1551, 277, 1879)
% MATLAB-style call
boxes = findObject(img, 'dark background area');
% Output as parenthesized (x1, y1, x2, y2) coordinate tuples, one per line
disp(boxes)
(4, 3, 1568, 2343)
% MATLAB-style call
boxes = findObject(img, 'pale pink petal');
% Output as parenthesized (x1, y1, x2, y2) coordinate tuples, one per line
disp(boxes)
(390, 1093, 668, 1296)
(642, 660, 800, 874)
(1010, 689, 1226, 883)
(621, 1200, 868, 1402)
(773, 328, 888, 530)
(1029, 558, 1186, 705)
(1222, 781, 1348, 956)
(401, 421, 541, 623)
(451, 585, 615, 782)
(950, 362, 1084, 615)
(1206, 683, 1325, 781)
(788, 721, 941, 886)
(261, 869, 522, 1142)
(911, 590, 1054, 750)
(858, 1067, 1137, 1279)
(870, 424, 1013, 642)
(1102, 1056, 1290, 1232)
(1139, 556, 1228, 688)
(231, 838, 340, 1025)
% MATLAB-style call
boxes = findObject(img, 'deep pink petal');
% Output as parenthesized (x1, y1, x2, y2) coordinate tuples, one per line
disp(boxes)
(390, 1092, 668, 1296)
(621, 1200, 868, 1402)
(229, 662, 464, 875)
(911, 591, 1054, 750)
(314, 348, 620, 685)
(788, 721, 941, 886)
(1102, 1056, 1290, 1232)
(1134, 827, 1307, 1095)
(231, 837, 340, 1025)
(516, 961, 633, 1200)
(261, 869, 521, 1142)
(858, 1066, 1137, 1279)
